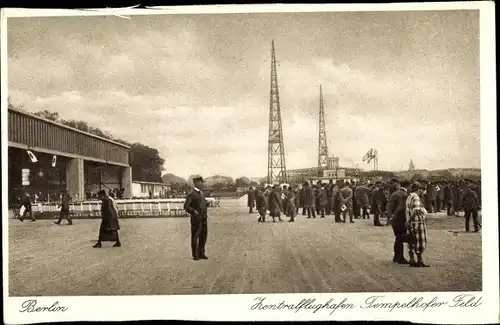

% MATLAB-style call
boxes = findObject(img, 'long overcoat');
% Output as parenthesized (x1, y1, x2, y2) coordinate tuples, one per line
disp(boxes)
(99, 196, 120, 242)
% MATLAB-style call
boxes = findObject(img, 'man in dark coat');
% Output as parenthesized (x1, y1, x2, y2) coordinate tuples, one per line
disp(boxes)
(247, 187, 255, 213)
(436, 183, 445, 212)
(462, 182, 480, 232)
(299, 186, 306, 215)
(351, 182, 361, 219)
(326, 180, 333, 215)
(354, 183, 371, 219)
(303, 182, 316, 219)
(387, 180, 409, 264)
(332, 182, 342, 223)
(318, 183, 328, 218)
(340, 181, 354, 223)
(282, 185, 289, 216)
(371, 182, 385, 226)
(268, 185, 283, 222)
(18, 192, 35, 222)
(444, 183, 455, 216)
(255, 188, 267, 222)
(315, 181, 321, 215)
(184, 176, 210, 260)
(54, 189, 73, 225)
(93, 190, 121, 248)
(294, 187, 301, 215)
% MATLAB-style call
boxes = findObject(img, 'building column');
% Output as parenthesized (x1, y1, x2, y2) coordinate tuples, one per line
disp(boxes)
(122, 166, 132, 198)
(66, 158, 84, 202)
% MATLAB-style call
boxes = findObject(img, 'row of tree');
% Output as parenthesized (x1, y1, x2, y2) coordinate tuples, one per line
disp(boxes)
(9, 101, 165, 183)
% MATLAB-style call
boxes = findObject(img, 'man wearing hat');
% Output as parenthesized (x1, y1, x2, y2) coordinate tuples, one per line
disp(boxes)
(387, 179, 409, 264)
(184, 176, 210, 260)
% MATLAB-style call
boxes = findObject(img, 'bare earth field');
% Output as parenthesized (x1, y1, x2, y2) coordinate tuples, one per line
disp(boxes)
(8, 198, 482, 296)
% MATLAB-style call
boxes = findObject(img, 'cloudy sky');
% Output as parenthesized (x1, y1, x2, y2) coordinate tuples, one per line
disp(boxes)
(7, 9, 480, 179)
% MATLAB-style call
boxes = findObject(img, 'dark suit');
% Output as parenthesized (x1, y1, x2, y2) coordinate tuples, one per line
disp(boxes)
(57, 192, 73, 224)
(184, 188, 210, 259)
(20, 195, 34, 221)
(247, 190, 255, 213)
(462, 188, 480, 231)
(387, 188, 408, 261)
(255, 193, 267, 222)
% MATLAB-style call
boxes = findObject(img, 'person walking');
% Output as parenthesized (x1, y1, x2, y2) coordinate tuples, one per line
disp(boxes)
(93, 190, 121, 248)
(18, 192, 35, 222)
(255, 188, 267, 223)
(268, 185, 283, 222)
(54, 189, 73, 225)
(247, 187, 255, 214)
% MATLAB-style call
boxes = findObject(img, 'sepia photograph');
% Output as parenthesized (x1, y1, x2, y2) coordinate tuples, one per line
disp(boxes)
(1, 3, 498, 324)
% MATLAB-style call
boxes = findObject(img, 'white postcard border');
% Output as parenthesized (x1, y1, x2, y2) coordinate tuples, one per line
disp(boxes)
(1, 2, 498, 324)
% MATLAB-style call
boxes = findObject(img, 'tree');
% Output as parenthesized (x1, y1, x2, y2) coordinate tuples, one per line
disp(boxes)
(129, 143, 165, 183)
(235, 177, 251, 186)
(8, 97, 25, 112)
(34, 109, 60, 121)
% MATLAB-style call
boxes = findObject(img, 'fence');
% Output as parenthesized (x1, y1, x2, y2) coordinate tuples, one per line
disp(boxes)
(19, 198, 219, 219)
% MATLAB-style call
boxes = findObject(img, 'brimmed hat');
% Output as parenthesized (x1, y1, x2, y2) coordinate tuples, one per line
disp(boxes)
(192, 175, 204, 183)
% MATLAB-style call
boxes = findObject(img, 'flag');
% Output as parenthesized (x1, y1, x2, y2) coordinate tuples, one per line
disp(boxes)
(26, 150, 38, 163)
(362, 149, 372, 162)
(52, 155, 57, 167)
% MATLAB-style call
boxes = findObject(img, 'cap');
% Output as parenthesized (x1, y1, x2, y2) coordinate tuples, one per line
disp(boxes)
(410, 181, 423, 192)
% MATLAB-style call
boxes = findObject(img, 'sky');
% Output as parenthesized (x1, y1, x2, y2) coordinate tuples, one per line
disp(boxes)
(7, 10, 481, 179)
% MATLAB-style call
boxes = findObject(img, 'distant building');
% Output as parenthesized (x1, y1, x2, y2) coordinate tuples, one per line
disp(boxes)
(409, 159, 415, 171)
(448, 168, 481, 178)
(327, 157, 340, 169)
(323, 169, 346, 178)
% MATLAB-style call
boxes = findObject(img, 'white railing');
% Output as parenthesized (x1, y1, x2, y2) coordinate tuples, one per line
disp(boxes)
(29, 197, 218, 218)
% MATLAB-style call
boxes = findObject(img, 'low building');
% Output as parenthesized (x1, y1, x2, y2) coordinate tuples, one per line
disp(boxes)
(132, 181, 171, 198)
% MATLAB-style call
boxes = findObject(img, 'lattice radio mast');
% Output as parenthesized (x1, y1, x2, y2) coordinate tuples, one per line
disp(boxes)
(317, 85, 329, 176)
(267, 40, 287, 184)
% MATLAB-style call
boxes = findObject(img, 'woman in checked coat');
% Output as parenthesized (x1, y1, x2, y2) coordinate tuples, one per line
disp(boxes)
(405, 182, 429, 267)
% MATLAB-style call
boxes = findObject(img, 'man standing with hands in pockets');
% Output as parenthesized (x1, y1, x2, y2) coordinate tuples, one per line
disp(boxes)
(184, 175, 210, 261)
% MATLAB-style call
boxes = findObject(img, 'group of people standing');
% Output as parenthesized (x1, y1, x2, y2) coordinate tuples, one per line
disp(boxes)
(246, 177, 482, 267)
(246, 180, 393, 226)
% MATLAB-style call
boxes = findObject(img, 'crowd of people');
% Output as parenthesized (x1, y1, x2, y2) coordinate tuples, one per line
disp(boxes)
(246, 178, 481, 225)
(246, 178, 482, 267)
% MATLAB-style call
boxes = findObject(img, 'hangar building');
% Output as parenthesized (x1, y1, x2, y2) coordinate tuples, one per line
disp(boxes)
(7, 108, 133, 204)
